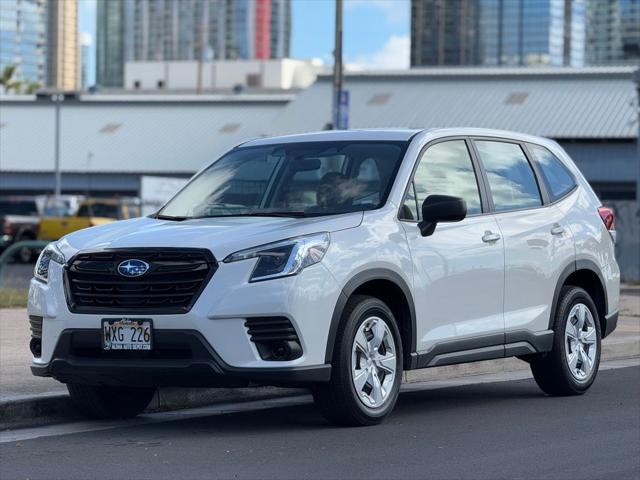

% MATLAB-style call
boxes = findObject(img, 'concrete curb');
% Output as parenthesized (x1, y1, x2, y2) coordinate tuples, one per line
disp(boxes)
(0, 386, 305, 430)
(2, 334, 638, 431)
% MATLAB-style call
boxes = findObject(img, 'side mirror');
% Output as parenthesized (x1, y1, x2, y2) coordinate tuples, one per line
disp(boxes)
(418, 195, 467, 237)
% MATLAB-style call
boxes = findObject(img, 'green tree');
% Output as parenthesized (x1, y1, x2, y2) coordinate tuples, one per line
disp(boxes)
(0, 65, 22, 93)
(23, 81, 41, 94)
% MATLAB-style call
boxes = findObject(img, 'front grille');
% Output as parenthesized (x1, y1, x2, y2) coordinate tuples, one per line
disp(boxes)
(245, 317, 302, 361)
(65, 248, 216, 314)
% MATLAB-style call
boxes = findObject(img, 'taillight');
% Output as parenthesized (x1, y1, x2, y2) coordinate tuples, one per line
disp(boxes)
(598, 206, 615, 231)
(2, 219, 11, 235)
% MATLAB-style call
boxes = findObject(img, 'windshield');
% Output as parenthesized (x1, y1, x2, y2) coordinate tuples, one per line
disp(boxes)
(78, 203, 120, 219)
(0, 200, 38, 216)
(158, 141, 408, 218)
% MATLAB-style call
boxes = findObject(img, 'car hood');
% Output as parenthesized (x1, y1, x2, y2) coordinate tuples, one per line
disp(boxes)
(58, 212, 363, 261)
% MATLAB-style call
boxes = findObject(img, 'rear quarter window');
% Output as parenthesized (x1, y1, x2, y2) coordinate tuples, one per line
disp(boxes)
(528, 144, 576, 201)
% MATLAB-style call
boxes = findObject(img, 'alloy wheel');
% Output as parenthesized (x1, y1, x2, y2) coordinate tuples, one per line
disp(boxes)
(564, 303, 597, 382)
(351, 316, 397, 408)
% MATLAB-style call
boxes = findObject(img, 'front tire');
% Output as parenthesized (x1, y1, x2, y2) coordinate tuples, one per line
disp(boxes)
(530, 286, 601, 396)
(67, 384, 156, 419)
(313, 295, 403, 426)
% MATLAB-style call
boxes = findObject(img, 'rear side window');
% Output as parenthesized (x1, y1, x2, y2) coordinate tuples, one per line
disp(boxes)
(528, 144, 576, 201)
(474, 140, 542, 212)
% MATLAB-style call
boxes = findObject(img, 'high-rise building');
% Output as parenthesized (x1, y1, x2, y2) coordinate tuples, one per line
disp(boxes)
(96, 0, 292, 88)
(0, 0, 47, 87)
(410, 0, 640, 67)
(46, 0, 79, 90)
(80, 32, 91, 89)
(96, 0, 124, 88)
(585, 0, 640, 65)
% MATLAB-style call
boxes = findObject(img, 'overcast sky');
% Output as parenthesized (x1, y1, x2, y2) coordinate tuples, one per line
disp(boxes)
(78, 0, 410, 86)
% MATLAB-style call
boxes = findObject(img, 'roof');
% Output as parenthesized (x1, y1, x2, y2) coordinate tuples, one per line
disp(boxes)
(0, 98, 287, 173)
(1, 93, 294, 104)
(269, 67, 639, 139)
(242, 128, 420, 146)
(0, 67, 637, 175)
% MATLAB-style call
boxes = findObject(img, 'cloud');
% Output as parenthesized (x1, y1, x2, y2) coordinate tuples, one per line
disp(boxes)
(345, 0, 410, 26)
(351, 34, 410, 70)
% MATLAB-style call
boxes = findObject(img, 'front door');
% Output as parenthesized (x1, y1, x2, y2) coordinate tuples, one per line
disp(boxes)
(399, 139, 505, 356)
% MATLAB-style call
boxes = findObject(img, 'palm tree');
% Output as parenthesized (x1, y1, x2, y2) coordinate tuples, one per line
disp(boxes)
(23, 81, 41, 94)
(0, 65, 22, 94)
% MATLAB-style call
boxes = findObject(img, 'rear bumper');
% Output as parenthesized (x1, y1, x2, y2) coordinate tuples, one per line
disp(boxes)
(603, 310, 618, 339)
(32, 329, 331, 387)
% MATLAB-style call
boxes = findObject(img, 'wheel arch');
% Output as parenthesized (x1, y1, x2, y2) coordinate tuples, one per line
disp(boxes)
(325, 269, 417, 370)
(550, 259, 608, 335)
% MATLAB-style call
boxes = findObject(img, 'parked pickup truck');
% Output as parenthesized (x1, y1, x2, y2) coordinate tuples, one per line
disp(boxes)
(0, 196, 42, 263)
(38, 198, 141, 241)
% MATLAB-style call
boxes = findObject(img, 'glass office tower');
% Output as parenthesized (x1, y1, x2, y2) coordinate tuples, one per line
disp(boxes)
(0, 0, 46, 85)
(96, 0, 292, 88)
(410, 0, 640, 67)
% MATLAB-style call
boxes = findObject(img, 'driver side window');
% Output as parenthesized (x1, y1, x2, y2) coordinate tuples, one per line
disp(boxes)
(402, 140, 482, 220)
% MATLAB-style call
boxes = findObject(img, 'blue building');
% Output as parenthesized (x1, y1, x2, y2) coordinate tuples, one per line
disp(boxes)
(0, 0, 46, 85)
(411, 0, 640, 67)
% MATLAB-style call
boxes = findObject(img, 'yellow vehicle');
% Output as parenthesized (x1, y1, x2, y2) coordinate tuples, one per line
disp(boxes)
(38, 199, 141, 241)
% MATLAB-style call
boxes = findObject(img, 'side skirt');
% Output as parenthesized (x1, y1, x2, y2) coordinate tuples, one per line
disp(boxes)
(409, 330, 554, 370)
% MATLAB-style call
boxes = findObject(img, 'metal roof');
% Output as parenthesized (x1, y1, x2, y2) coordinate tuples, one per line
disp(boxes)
(0, 67, 637, 175)
(0, 99, 286, 173)
(269, 67, 639, 139)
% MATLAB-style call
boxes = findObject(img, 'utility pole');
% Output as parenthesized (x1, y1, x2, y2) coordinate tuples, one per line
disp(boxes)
(196, 23, 204, 94)
(635, 68, 640, 203)
(332, 0, 343, 130)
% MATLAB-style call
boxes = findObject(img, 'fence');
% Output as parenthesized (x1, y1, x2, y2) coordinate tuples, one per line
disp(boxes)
(611, 201, 639, 283)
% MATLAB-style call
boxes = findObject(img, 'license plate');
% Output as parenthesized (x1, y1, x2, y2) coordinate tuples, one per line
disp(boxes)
(102, 319, 152, 351)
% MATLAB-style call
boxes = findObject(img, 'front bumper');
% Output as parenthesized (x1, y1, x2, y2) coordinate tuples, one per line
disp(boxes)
(31, 329, 331, 387)
(28, 255, 342, 386)
(0, 234, 15, 249)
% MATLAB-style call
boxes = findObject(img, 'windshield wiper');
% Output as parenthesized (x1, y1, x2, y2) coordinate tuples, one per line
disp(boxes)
(194, 211, 307, 219)
(153, 213, 189, 221)
(245, 211, 307, 218)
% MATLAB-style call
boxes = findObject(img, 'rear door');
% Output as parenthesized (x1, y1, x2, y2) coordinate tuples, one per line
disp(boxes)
(471, 138, 575, 337)
(400, 138, 505, 355)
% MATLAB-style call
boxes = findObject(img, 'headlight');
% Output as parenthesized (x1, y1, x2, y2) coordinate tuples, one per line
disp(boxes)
(34, 243, 66, 283)
(224, 232, 330, 282)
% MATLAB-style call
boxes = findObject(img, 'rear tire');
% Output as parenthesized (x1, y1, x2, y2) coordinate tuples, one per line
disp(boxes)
(313, 295, 403, 426)
(67, 384, 156, 419)
(530, 286, 601, 396)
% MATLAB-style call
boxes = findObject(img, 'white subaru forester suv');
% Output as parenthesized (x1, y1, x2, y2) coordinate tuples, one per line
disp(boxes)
(29, 128, 620, 426)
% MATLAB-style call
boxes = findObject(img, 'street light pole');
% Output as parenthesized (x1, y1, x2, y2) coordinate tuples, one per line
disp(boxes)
(53, 93, 62, 199)
(332, 0, 343, 130)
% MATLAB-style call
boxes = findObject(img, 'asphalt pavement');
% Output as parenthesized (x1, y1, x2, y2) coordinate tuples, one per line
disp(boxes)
(1, 364, 639, 480)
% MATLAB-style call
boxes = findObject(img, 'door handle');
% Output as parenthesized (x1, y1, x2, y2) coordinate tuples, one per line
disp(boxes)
(482, 231, 501, 243)
(550, 224, 565, 236)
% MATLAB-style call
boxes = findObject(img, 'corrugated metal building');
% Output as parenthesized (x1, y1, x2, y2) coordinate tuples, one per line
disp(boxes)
(0, 94, 291, 195)
(0, 67, 637, 199)
(269, 66, 639, 200)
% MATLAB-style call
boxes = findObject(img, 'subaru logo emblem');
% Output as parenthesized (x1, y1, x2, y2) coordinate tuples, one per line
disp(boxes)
(117, 259, 149, 277)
